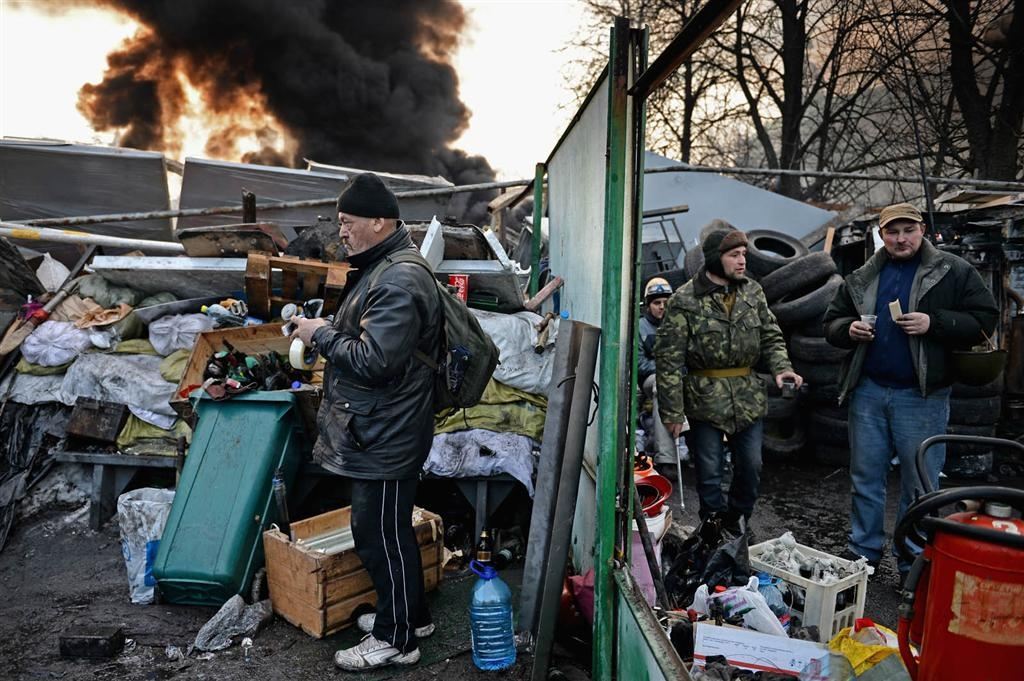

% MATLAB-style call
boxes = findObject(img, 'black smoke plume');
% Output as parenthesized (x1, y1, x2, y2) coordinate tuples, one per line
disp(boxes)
(62, 0, 498, 221)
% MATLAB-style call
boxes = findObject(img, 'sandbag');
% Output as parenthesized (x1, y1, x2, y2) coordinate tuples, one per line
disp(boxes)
(21, 321, 93, 367)
(159, 348, 192, 382)
(433, 380, 547, 440)
(148, 313, 214, 356)
(77, 274, 143, 308)
(471, 309, 558, 395)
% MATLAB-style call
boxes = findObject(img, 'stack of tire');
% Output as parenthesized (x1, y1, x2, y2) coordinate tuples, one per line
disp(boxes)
(945, 376, 1002, 478)
(759, 251, 849, 463)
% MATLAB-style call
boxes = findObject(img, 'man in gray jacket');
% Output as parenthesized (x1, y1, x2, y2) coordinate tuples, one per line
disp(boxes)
(291, 173, 441, 671)
(823, 203, 997, 578)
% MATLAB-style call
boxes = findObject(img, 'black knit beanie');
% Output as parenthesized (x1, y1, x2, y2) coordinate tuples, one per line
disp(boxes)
(702, 228, 748, 277)
(336, 173, 400, 219)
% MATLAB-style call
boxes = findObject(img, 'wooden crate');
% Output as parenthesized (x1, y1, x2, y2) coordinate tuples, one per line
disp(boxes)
(263, 506, 444, 639)
(245, 253, 350, 321)
(170, 324, 324, 427)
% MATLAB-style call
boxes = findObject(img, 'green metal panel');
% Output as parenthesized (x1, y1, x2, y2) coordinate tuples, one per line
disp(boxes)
(614, 569, 692, 680)
(594, 16, 634, 680)
(153, 391, 303, 605)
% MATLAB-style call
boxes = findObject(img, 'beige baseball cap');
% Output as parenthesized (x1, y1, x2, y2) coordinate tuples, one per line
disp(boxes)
(879, 203, 923, 230)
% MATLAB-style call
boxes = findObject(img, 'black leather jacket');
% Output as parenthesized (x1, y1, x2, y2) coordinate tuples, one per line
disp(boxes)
(310, 224, 441, 479)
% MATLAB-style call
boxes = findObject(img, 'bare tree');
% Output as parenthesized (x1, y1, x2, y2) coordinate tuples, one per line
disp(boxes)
(574, 0, 1023, 204)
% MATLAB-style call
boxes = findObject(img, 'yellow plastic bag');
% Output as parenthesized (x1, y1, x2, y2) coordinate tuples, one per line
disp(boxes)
(828, 624, 902, 675)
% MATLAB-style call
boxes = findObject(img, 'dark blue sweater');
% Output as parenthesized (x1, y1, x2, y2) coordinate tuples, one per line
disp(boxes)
(863, 251, 921, 388)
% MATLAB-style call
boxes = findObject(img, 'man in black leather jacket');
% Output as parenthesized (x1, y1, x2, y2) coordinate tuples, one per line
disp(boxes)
(291, 173, 441, 671)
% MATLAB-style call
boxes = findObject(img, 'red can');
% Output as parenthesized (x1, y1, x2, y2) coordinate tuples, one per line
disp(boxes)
(448, 274, 469, 303)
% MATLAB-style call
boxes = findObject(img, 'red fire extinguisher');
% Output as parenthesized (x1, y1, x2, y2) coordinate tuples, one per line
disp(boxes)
(894, 434, 1024, 681)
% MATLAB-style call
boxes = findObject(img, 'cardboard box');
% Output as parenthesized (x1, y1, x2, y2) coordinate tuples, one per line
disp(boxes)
(171, 324, 324, 427)
(693, 622, 830, 679)
(263, 506, 444, 639)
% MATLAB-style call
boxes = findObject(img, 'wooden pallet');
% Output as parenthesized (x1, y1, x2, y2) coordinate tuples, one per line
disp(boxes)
(245, 254, 350, 320)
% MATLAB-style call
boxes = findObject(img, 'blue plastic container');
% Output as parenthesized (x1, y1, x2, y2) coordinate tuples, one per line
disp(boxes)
(469, 560, 516, 671)
(757, 571, 787, 617)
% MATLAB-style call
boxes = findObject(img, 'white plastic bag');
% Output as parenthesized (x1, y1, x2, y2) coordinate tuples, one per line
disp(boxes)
(148, 313, 214, 356)
(117, 488, 175, 604)
(21, 320, 93, 367)
(689, 576, 788, 637)
(36, 253, 71, 292)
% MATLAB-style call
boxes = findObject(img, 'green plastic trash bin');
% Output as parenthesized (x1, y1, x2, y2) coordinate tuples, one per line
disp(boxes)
(153, 391, 304, 605)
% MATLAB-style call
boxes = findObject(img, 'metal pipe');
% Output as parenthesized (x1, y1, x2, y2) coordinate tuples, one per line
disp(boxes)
(645, 163, 1024, 191)
(0, 221, 186, 254)
(13, 179, 532, 228)
(530, 163, 546, 296)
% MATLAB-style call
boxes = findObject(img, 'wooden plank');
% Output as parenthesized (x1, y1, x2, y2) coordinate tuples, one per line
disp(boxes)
(291, 506, 352, 540)
(323, 545, 440, 605)
(244, 253, 271, 319)
(823, 226, 837, 254)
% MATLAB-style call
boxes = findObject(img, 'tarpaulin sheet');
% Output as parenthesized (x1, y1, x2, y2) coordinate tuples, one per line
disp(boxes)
(424, 430, 538, 496)
(177, 157, 452, 235)
(0, 141, 172, 266)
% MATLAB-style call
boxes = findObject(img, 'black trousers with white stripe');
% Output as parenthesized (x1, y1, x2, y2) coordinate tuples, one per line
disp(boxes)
(350, 478, 431, 653)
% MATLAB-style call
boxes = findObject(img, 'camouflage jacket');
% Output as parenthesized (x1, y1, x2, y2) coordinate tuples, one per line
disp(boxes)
(654, 271, 791, 434)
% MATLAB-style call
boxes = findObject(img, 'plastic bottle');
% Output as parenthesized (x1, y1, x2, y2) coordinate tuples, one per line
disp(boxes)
(756, 572, 787, 617)
(469, 560, 516, 671)
(272, 469, 290, 539)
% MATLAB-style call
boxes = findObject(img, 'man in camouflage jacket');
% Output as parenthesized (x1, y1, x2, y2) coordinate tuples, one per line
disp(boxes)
(655, 229, 801, 523)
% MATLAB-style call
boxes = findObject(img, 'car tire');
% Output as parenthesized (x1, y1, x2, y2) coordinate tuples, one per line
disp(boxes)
(766, 395, 798, 420)
(744, 230, 810, 279)
(662, 267, 689, 291)
(951, 375, 1003, 398)
(789, 333, 850, 364)
(760, 252, 838, 304)
(792, 359, 842, 389)
(808, 412, 849, 447)
(946, 423, 998, 456)
(814, 444, 850, 467)
(948, 396, 1002, 426)
(771, 274, 843, 326)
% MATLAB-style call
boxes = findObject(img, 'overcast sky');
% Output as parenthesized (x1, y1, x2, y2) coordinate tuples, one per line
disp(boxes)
(0, 0, 591, 180)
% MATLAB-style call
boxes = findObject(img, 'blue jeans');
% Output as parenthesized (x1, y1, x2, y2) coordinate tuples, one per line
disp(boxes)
(686, 419, 763, 520)
(848, 377, 950, 571)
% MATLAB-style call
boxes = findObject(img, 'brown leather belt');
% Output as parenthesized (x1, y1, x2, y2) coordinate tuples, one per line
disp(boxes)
(690, 367, 752, 378)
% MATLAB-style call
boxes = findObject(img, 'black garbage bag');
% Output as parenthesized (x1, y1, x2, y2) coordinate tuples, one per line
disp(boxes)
(661, 512, 751, 609)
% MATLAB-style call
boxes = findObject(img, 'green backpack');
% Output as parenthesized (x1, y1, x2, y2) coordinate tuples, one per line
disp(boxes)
(368, 251, 500, 413)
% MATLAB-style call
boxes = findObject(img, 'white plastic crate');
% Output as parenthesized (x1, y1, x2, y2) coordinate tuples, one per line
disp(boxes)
(749, 539, 868, 640)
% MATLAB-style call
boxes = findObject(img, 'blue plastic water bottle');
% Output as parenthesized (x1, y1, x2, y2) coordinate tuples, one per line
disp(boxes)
(469, 559, 516, 671)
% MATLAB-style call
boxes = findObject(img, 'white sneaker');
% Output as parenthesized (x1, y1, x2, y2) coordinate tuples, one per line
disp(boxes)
(356, 613, 436, 639)
(333, 634, 420, 671)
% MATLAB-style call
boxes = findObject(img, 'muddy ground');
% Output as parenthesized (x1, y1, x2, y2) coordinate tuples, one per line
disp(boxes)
(1, 456, 1012, 680)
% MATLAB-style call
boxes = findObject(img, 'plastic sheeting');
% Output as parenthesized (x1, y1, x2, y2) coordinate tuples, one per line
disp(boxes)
(62, 354, 178, 429)
(424, 430, 538, 496)
(0, 141, 172, 267)
(471, 309, 557, 395)
(177, 157, 451, 234)
(0, 403, 71, 552)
